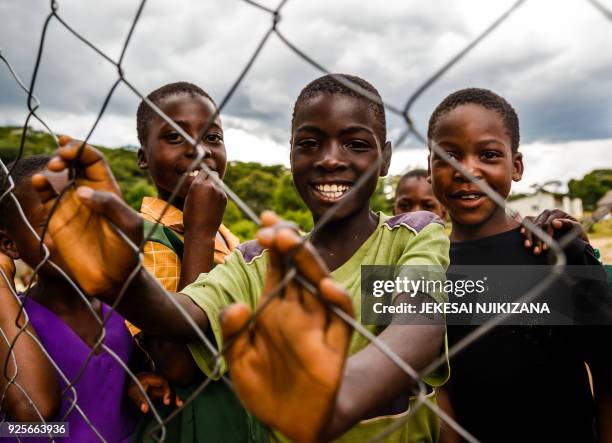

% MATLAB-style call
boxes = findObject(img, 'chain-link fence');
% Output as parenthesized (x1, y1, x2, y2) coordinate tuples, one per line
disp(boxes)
(1, 0, 611, 442)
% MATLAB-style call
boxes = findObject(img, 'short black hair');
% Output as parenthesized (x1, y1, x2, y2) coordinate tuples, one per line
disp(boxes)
(396, 169, 428, 197)
(0, 155, 51, 229)
(136, 81, 216, 146)
(291, 74, 387, 144)
(427, 88, 520, 152)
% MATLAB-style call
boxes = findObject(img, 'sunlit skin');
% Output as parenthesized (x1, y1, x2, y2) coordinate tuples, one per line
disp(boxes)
(290, 94, 391, 271)
(222, 212, 354, 443)
(138, 93, 227, 210)
(393, 176, 447, 218)
(428, 103, 523, 243)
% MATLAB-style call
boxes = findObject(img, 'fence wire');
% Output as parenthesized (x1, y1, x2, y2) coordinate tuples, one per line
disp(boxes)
(1, 0, 611, 442)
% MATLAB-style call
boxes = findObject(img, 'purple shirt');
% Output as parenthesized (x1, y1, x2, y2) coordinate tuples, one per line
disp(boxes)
(2, 298, 138, 442)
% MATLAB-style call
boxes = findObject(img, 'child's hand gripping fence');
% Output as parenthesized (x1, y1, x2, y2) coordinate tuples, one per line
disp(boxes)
(1, 0, 612, 441)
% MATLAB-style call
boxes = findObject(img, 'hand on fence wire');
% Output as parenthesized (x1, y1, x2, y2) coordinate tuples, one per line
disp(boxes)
(127, 372, 183, 414)
(221, 211, 354, 443)
(520, 209, 588, 255)
(180, 169, 228, 290)
(31, 136, 143, 297)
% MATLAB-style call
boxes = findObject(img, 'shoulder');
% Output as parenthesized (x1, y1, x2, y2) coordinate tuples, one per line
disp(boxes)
(382, 211, 445, 234)
(562, 237, 601, 266)
(235, 240, 267, 265)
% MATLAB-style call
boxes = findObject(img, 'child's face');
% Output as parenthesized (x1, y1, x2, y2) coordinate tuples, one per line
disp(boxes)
(0, 177, 62, 276)
(393, 176, 446, 218)
(290, 94, 390, 222)
(428, 103, 523, 228)
(138, 93, 227, 201)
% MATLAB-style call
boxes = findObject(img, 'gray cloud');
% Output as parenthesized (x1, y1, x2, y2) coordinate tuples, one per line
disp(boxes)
(1, 0, 612, 149)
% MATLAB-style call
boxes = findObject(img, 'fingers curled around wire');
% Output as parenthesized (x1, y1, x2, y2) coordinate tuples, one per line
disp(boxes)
(256, 213, 329, 288)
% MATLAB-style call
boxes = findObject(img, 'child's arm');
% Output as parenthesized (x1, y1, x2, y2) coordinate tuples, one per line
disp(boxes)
(223, 215, 445, 441)
(222, 214, 354, 443)
(144, 336, 200, 387)
(320, 304, 444, 440)
(179, 170, 226, 289)
(0, 254, 60, 421)
(144, 170, 227, 385)
(436, 386, 461, 443)
(31, 137, 210, 341)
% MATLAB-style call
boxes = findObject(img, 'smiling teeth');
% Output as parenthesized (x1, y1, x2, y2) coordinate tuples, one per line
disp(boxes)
(183, 170, 200, 177)
(314, 183, 351, 199)
(459, 194, 481, 200)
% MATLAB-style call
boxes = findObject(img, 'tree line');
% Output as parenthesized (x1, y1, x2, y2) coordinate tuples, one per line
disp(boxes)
(1, 126, 609, 241)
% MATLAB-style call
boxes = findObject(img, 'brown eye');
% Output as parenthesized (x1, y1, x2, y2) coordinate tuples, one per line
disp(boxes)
(206, 133, 223, 143)
(296, 139, 318, 150)
(482, 151, 501, 160)
(347, 140, 371, 151)
(164, 132, 183, 144)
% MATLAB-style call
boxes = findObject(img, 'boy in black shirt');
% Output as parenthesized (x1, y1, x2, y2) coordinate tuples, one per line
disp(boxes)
(427, 88, 612, 442)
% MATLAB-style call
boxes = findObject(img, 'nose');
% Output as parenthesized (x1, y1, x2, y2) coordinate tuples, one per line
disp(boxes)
(185, 141, 212, 160)
(314, 141, 348, 171)
(453, 154, 483, 183)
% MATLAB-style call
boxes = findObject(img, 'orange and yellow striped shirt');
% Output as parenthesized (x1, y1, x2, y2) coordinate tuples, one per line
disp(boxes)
(126, 196, 239, 336)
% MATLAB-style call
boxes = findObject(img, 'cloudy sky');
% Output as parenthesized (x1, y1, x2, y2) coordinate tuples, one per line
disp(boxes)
(1, 0, 611, 193)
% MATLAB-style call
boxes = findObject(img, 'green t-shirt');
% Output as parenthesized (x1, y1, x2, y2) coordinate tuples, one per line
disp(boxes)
(182, 212, 450, 443)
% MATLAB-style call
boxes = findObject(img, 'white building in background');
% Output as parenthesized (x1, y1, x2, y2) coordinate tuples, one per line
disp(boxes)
(506, 191, 583, 219)
(597, 190, 612, 212)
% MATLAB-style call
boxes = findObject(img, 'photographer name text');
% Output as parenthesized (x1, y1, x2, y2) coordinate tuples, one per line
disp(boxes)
(373, 302, 551, 315)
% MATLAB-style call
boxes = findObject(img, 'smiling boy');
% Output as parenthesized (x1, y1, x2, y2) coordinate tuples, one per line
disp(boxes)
(31, 74, 450, 442)
(135, 81, 237, 304)
(128, 82, 256, 442)
(427, 88, 612, 442)
(183, 74, 451, 442)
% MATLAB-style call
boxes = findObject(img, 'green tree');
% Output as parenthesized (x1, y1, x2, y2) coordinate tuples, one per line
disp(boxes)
(371, 177, 394, 214)
(568, 169, 612, 210)
(0, 127, 152, 210)
(0, 127, 401, 240)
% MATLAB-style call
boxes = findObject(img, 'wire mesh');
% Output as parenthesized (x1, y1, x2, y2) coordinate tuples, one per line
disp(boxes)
(1, 0, 611, 442)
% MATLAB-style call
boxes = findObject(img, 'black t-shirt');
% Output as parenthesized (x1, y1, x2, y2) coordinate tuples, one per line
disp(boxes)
(446, 227, 610, 443)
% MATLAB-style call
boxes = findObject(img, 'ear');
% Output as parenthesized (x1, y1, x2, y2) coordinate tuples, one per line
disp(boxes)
(0, 230, 20, 260)
(137, 147, 148, 170)
(512, 151, 524, 182)
(440, 206, 448, 220)
(426, 153, 432, 183)
(379, 141, 392, 177)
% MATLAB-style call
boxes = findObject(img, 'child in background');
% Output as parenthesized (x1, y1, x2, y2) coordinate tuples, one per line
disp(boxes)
(393, 168, 447, 219)
(128, 82, 253, 442)
(32, 74, 451, 442)
(0, 156, 137, 442)
(427, 88, 612, 442)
